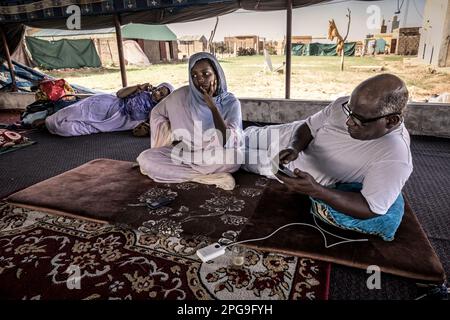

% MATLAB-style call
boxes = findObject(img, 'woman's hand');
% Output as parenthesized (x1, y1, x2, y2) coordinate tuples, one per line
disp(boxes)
(200, 80, 217, 110)
(138, 83, 152, 92)
(117, 83, 152, 98)
(199, 79, 227, 146)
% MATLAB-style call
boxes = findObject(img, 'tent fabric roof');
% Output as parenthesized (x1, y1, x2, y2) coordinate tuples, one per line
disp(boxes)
(0, 0, 377, 62)
(0, 1, 343, 28)
(30, 24, 177, 41)
(0, 1, 380, 28)
(122, 24, 177, 41)
(31, 27, 116, 38)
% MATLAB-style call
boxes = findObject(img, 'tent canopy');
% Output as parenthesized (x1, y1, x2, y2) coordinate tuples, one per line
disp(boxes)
(0, 1, 388, 29)
(121, 24, 177, 41)
(292, 42, 356, 56)
(0, 1, 335, 28)
(0, 0, 377, 60)
(25, 37, 102, 69)
(31, 24, 177, 41)
(31, 27, 116, 38)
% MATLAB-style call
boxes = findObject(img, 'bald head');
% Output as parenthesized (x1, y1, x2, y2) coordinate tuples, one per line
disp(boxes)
(345, 74, 409, 140)
(351, 74, 409, 117)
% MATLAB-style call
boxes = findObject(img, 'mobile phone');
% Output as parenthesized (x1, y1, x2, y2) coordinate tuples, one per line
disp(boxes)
(146, 197, 174, 210)
(278, 164, 296, 178)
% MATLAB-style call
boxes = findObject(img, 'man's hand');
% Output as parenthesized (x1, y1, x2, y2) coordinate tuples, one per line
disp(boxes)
(277, 147, 300, 165)
(276, 168, 376, 219)
(275, 168, 323, 198)
(200, 80, 218, 110)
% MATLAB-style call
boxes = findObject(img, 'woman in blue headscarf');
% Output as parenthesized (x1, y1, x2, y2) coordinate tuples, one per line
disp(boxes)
(137, 52, 243, 190)
(45, 82, 174, 136)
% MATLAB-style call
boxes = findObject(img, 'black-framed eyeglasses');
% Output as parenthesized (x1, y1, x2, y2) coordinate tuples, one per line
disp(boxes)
(341, 101, 401, 126)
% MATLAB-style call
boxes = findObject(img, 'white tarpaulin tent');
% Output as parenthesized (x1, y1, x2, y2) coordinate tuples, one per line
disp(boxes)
(123, 40, 151, 66)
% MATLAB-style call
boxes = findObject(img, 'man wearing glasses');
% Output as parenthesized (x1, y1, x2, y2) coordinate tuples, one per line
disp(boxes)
(244, 74, 412, 240)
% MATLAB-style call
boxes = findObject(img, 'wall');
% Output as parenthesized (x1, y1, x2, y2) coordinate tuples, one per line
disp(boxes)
(178, 40, 206, 59)
(239, 98, 450, 138)
(224, 36, 258, 53)
(170, 41, 179, 61)
(143, 40, 162, 62)
(440, 2, 450, 66)
(0, 93, 91, 110)
(418, 0, 450, 66)
(1, 94, 449, 138)
(94, 37, 119, 66)
(291, 36, 312, 44)
(395, 28, 421, 55)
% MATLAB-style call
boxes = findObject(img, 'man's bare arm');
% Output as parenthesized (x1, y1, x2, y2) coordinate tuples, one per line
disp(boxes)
(290, 122, 313, 152)
(314, 187, 377, 219)
(279, 122, 314, 164)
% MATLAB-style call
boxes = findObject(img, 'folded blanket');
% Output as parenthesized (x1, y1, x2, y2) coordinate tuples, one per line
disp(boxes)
(310, 183, 404, 241)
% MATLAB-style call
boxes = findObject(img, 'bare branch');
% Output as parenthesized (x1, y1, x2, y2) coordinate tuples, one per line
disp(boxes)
(208, 16, 219, 53)
(343, 8, 351, 41)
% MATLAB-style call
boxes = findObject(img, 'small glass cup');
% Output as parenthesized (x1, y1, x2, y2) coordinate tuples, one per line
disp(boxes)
(230, 245, 246, 268)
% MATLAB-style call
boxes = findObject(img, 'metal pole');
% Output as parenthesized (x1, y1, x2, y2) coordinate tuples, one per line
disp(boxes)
(114, 13, 127, 87)
(285, 0, 292, 99)
(0, 26, 17, 92)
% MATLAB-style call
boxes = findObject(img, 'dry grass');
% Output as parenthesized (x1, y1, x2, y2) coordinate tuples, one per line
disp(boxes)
(43, 55, 450, 102)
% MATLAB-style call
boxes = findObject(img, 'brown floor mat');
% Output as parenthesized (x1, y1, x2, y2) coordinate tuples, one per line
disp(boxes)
(237, 181, 446, 283)
(7, 158, 444, 284)
(6, 158, 270, 240)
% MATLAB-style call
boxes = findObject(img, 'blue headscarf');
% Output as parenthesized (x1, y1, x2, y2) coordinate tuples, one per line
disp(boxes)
(188, 52, 242, 132)
(120, 82, 174, 121)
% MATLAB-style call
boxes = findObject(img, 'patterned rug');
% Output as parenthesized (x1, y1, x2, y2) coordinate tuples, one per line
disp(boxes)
(6, 159, 273, 232)
(0, 203, 331, 300)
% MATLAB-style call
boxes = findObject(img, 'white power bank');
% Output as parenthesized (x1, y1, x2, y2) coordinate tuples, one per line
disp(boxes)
(196, 243, 226, 262)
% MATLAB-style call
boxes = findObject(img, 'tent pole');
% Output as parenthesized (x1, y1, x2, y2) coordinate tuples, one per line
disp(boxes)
(285, 0, 292, 99)
(0, 26, 18, 92)
(114, 13, 127, 87)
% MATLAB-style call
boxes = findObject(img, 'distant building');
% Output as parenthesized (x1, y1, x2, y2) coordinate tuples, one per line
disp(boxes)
(418, 0, 450, 67)
(224, 35, 265, 55)
(393, 27, 421, 56)
(272, 36, 313, 55)
(391, 15, 400, 32)
(177, 35, 208, 59)
(291, 36, 313, 44)
(363, 26, 420, 56)
(380, 19, 388, 34)
(354, 41, 365, 56)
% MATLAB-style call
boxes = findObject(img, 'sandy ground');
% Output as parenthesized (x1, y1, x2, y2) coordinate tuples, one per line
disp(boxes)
(44, 55, 450, 102)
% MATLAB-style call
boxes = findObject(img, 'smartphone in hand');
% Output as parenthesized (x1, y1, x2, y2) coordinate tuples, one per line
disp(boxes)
(278, 164, 296, 178)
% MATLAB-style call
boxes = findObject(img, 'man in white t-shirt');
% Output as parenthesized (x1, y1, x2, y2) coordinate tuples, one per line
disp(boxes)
(243, 73, 412, 220)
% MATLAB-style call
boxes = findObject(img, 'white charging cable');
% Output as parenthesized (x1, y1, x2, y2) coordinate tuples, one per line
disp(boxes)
(196, 214, 369, 262)
(225, 215, 368, 250)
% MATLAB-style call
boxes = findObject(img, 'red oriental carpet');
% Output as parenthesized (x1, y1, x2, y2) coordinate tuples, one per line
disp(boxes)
(0, 203, 330, 300)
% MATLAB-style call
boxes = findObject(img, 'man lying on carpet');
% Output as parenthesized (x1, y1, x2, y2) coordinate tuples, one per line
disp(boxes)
(45, 82, 174, 136)
(137, 52, 243, 190)
(243, 74, 412, 241)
